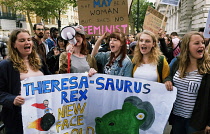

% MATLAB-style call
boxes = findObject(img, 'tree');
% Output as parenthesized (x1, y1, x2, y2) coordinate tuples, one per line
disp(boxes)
(129, 0, 154, 34)
(1, 0, 34, 32)
(0, 0, 77, 32)
(31, 0, 77, 32)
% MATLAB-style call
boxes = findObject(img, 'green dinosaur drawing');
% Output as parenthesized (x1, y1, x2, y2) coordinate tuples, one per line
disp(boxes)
(95, 96, 155, 134)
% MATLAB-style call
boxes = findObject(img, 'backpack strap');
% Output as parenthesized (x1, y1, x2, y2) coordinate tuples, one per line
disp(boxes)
(157, 55, 164, 83)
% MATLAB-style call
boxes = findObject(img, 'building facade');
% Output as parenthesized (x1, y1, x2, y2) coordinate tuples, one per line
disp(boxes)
(155, 0, 210, 36)
(0, 4, 26, 36)
(0, 3, 79, 36)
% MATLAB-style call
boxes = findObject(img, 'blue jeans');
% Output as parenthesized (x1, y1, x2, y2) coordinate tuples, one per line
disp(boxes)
(171, 114, 198, 134)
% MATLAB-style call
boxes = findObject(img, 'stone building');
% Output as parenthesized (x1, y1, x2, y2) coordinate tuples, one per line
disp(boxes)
(155, 0, 210, 36)
(0, 2, 79, 35)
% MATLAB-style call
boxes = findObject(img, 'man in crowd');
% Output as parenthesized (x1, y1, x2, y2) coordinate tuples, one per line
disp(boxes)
(42, 27, 50, 54)
(32, 23, 46, 62)
(46, 27, 59, 50)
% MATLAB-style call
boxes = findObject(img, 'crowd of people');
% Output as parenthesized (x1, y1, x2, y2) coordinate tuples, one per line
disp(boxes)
(0, 23, 210, 134)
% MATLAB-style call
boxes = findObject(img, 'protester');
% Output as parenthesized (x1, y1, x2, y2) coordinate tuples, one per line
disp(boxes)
(170, 32, 181, 57)
(98, 33, 110, 53)
(56, 36, 67, 53)
(132, 30, 170, 83)
(164, 35, 174, 63)
(96, 33, 110, 73)
(0, 29, 50, 134)
(158, 29, 174, 64)
(46, 46, 60, 74)
(46, 27, 59, 50)
(164, 31, 210, 134)
(0, 37, 8, 61)
(128, 41, 137, 60)
(86, 35, 93, 54)
(32, 23, 47, 62)
(59, 25, 98, 75)
(91, 31, 133, 77)
(42, 27, 50, 55)
(46, 36, 67, 74)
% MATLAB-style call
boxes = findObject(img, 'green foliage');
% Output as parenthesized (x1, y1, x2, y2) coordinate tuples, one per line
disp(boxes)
(0, 0, 77, 20)
(0, 0, 77, 31)
(32, 0, 76, 20)
(130, 0, 154, 33)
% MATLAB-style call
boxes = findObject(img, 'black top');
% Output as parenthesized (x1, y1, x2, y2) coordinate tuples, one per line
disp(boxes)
(0, 59, 50, 133)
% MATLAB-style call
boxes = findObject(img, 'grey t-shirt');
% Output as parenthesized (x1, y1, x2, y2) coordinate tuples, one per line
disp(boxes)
(70, 54, 90, 73)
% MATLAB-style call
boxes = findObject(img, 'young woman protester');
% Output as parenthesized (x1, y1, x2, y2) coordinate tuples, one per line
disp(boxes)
(164, 31, 210, 134)
(0, 29, 50, 134)
(91, 31, 133, 77)
(132, 30, 170, 83)
(59, 25, 98, 75)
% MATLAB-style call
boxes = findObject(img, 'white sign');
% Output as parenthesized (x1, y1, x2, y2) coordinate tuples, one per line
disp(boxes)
(21, 73, 177, 134)
(204, 10, 210, 38)
(160, 0, 180, 6)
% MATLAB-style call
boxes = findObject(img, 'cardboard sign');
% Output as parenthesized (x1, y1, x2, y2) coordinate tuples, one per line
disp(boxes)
(22, 73, 176, 134)
(77, 0, 129, 35)
(160, 0, 180, 6)
(143, 6, 167, 34)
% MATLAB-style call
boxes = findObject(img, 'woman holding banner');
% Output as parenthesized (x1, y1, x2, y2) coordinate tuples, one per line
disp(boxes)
(164, 31, 210, 134)
(132, 30, 170, 83)
(0, 29, 50, 134)
(91, 31, 133, 77)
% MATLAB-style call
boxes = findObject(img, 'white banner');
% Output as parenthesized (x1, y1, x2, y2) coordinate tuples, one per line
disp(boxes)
(160, 0, 180, 6)
(21, 73, 177, 134)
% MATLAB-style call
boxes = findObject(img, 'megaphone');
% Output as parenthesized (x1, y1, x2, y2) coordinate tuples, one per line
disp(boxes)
(60, 26, 77, 45)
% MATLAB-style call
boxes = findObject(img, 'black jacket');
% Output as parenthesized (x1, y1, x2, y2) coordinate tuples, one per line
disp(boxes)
(0, 59, 50, 133)
(46, 49, 60, 74)
(159, 38, 174, 63)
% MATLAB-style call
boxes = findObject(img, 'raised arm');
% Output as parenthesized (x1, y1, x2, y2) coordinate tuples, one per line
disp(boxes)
(91, 32, 109, 57)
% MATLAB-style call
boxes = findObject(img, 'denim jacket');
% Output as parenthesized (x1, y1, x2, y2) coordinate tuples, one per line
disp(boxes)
(95, 51, 133, 77)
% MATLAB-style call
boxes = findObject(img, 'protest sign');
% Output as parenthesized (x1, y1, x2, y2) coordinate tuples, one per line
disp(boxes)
(160, 0, 180, 6)
(77, 0, 129, 35)
(143, 6, 167, 34)
(22, 73, 176, 134)
(204, 10, 210, 38)
(128, 0, 133, 13)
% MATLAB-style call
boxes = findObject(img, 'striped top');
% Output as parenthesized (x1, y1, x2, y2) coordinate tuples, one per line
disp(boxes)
(173, 70, 203, 118)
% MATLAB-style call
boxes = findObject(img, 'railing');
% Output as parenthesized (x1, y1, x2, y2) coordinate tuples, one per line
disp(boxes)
(0, 12, 26, 21)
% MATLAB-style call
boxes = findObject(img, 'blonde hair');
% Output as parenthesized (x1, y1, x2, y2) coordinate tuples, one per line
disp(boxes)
(178, 31, 210, 78)
(8, 29, 41, 73)
(132, 30, 162, 66)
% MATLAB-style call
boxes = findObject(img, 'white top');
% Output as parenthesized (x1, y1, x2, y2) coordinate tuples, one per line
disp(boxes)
(173, 70, 203, 118)
(133, 64, 157, 82)
(20, 69, 43, 81)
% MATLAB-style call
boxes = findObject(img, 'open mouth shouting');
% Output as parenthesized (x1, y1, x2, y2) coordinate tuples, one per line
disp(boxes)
(110, 45, 115, 49)
(141, 46, 147, 50)
(140, 46, 149, 53)
(24, 45, 31, 52)
(197, 48, 204, 55)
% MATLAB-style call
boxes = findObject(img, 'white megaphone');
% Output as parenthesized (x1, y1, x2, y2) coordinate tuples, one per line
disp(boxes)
(60, 26, 77, 45)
